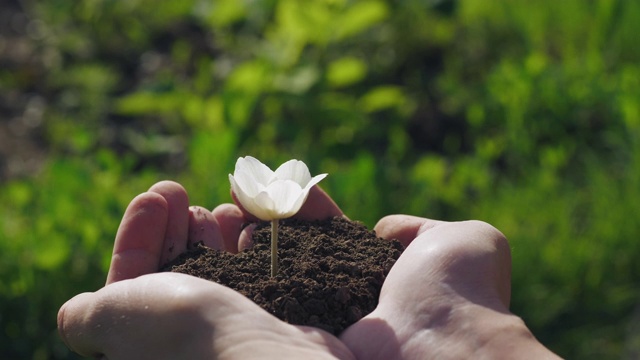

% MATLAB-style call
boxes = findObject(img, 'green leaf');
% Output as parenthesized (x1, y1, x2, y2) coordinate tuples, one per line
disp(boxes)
(327, 57, 367, 88)
(115, 92, 183, 115)
(359, 86, 407, 113)
(205, 0, 247, 27)
(335, 0, 388, 39)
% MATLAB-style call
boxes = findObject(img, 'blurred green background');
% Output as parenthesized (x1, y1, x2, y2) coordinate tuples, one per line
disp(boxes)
(1, 0, 639, 358)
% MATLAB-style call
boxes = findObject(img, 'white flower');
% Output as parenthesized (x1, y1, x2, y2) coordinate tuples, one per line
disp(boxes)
(229, 156, 328, 221)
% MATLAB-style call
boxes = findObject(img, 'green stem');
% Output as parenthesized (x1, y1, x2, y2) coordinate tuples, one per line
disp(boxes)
(271, 219, 279, 277)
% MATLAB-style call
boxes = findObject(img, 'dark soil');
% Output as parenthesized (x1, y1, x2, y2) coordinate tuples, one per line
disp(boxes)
(161, 216, 404, 335)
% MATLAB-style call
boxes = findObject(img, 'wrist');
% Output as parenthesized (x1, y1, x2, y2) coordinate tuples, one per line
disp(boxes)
(438, 303, 561, 360)
(389, 299, 560, 360)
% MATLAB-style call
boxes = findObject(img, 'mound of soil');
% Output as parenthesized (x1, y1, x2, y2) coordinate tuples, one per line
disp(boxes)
(161, 216, 404, 335)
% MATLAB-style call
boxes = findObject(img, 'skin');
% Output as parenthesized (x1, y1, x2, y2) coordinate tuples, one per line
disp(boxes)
(58, 180, 561, 359)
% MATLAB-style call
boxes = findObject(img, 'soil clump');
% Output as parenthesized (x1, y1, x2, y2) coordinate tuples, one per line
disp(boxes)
(162, 216, 404, 335)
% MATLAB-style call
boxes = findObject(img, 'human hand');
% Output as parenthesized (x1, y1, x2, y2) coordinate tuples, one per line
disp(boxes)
(339, 215, 561, 359)
(58, 181, 559, 359)
(58, 181, 352, 359)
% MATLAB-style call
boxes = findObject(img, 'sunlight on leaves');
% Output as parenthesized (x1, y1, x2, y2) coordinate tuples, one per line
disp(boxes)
(359, 86, 407, 113)
(327, 57, 367, 88)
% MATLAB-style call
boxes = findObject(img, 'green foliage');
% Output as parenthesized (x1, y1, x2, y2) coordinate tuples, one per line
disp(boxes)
(0, 153, 157, 359)
(1, 0, 639, 358)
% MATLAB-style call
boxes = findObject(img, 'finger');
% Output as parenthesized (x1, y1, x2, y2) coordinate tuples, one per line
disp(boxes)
(231, 185, 344, 222)
(148, 181, 190, 265)
(106, 191, 168, 284)
(188, 206, 224, 250)
(212, 203, 247, 253)
(294, 185, 344, 221)
(378, 220, 511, 307)
(373, 214, 444, 247)
(238, 223, 257, 252)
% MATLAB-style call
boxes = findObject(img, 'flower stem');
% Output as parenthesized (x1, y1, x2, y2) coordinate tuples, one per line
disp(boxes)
(271, 219, 279, 277)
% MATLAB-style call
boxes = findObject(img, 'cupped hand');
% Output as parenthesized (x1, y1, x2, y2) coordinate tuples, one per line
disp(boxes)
(58, 273, 353, 360)
(58, 181, 558, 359)
(343, 216, 560, 359)
(59, 181, 351, 359)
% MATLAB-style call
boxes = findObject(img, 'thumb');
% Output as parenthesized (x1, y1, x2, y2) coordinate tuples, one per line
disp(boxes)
(58, 274, 209, 358)
(58, 292, 105, 358)
(373, 214, 444, 247)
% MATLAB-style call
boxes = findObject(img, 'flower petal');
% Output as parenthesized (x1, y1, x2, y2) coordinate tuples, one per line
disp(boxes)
(232, 168, 264, 197)
(287, 174, 326, 216)
(303, 173, 328, 191)
(265, 180, 304, 218)
(229, 156, 328, 220)
(287, 189, 311, 218)
(237, 156, 275, 186)
(253, 191, 278, 220)
(274, 159, 312, 186)
(230, 174, 263, 217)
